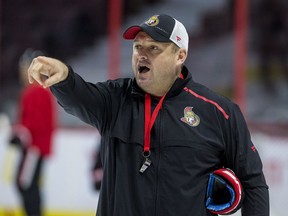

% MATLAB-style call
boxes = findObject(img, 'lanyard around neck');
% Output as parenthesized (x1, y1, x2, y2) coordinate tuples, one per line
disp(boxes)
(144, 93, 166, 155)
(140, 74, 183, 173)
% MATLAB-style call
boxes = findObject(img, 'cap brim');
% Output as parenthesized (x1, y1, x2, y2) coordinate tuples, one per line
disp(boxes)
(123, 26, 143, 39)
(123, 25, 171, 42)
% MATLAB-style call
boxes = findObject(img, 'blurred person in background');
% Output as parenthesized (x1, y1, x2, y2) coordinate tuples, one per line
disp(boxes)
(26, 14, 268, 216)
(91, 139, 103, 191)
(252, 0, 288, 94)
(9, 49, 57, 216)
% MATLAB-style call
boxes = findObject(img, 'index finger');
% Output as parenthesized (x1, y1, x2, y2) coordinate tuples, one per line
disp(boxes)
(27, 58, 45, 86)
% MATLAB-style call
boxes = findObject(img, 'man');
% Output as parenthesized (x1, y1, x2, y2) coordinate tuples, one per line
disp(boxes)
(27, 14, 269, 216)
(11, 49, 56, 216)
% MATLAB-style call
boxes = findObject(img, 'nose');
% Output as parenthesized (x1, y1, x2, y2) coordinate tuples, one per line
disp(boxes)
(136, 49, 148, 60)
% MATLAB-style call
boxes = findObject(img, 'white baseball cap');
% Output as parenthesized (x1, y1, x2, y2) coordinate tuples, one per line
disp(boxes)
(123, 14, 189, 51)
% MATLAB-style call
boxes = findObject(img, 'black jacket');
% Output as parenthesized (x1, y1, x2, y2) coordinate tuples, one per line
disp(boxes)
(51, 66, 269, 216)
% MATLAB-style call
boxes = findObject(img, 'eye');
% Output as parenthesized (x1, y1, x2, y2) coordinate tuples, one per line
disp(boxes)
(150, 45, 158, 50)
(134, 44, 141, 49)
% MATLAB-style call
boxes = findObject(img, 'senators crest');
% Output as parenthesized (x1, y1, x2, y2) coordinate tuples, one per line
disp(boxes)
(181, 107, 200, 127)
(145, 15, 159, 26)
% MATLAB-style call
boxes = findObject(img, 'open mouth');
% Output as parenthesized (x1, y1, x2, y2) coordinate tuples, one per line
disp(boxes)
(138, 65, 150, 73)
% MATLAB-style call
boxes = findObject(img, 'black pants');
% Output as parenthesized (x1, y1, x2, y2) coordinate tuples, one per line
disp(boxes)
(15, 148, 44, 216)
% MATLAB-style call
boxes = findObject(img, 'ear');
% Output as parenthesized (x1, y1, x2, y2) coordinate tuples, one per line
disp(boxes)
(176, 48, 187, 65)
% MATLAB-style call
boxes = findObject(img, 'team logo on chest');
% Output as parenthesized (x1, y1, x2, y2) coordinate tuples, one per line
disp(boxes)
(181, 107, 200, 127)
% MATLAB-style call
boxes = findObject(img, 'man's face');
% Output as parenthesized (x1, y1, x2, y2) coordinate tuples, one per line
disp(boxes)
(132, 32, 185, 96)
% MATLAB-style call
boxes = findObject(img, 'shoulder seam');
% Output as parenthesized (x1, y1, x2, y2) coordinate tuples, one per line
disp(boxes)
(183, 87, 229, 120)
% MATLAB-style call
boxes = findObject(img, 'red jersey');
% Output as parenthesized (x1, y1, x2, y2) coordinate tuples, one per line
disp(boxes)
(19, 84, 56, 157)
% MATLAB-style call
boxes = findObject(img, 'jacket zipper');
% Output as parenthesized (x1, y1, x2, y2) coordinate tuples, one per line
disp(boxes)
(154, 104, 164, 216)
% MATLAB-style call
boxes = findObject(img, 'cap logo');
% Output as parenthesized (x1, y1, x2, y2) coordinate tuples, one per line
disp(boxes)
(176, 36, 181, 42)
(145, 15, 159, 26)
(181, 107, 200, 127)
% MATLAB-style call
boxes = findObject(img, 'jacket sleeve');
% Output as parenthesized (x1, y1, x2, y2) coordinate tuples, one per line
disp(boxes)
(224, 104, 269, 216)
(50, 67, 113, 133)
